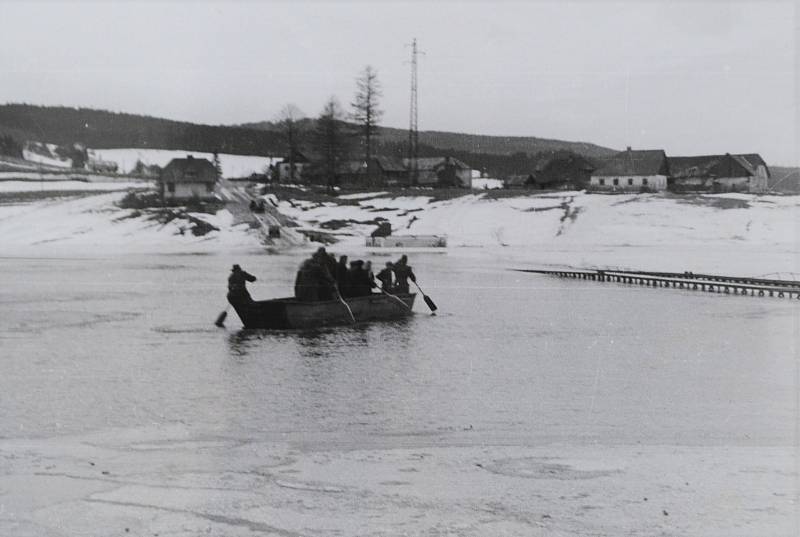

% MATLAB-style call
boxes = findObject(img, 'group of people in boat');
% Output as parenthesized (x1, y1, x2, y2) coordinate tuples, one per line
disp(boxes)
(294, 247, 416, 302)
(226, 247, 416, 304)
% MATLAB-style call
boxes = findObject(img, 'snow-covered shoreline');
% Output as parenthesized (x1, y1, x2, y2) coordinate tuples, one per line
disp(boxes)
(0, 188, 797, 276)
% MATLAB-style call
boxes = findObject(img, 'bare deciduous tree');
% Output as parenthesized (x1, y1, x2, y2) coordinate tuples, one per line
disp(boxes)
(276, 103, 305, 182)
(351, 66, 383, 185)
(312, 96, 351, 192)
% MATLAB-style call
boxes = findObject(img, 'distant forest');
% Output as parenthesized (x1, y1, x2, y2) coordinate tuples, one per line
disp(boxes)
(0, 103, 613, 178)
(0, 104, 283, 156)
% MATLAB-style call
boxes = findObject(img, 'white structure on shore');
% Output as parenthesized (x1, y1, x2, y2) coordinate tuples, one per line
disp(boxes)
(589, 148, 669, 192)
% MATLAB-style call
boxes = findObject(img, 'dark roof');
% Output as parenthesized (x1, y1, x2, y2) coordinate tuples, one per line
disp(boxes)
(533, 153, 595, 185)
(374, 156, 406, 173)
(161, 156, 217, 183)
(668, 153, 769, 179)
(592, 149, 668, 176)
(280, 150, 312, 163)
(404, 156, 471, 171)
(504, 174, 534, 186)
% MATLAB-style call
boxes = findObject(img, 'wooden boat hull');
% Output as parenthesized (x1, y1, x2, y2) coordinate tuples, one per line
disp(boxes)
(229, 293, 416, 329)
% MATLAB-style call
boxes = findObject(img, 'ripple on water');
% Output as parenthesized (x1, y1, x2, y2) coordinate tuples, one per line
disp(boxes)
(479, 458, 621, 480)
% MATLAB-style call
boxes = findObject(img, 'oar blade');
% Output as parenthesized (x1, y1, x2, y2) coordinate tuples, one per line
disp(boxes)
(214, 310, 227, 327)
(423, 294, 438, 312)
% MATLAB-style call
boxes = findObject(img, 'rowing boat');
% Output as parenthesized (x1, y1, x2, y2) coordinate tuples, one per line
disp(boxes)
(228, 293, 416, 329)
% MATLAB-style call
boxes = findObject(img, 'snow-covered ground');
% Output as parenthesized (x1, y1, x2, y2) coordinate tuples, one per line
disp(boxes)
(0, 191, 260, 255)
(90, 148, 278, 179)
(471, 177, 504, 189)
(0, 171, 143, 182)
(22, 145, 72, 168)
(1, 187, 798, 275)
(273, 191, 800, 275)
(0, 180, 152, 193)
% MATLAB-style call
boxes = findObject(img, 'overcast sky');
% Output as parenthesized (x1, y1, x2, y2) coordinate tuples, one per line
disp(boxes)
(0, 0, 797, 164)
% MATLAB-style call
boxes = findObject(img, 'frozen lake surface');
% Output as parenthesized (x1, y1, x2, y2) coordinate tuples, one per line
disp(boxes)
(1, 252, 796, 536)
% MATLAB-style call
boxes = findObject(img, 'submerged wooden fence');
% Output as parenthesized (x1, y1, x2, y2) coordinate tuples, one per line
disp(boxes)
(515, 268, 800, 299)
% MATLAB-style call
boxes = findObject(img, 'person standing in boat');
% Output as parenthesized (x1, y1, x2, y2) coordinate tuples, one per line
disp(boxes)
(392, 255, 416, 294)
(294, 258, 317, 301)
(294, 249, 335, 302)
(335, 255, 351, 297)
(364, 260, 376, 293)
(376, 262, 395, 293)
(347, 260, 373, 297)
(228, 264, 257, 303)
(315, 249, 337, 301)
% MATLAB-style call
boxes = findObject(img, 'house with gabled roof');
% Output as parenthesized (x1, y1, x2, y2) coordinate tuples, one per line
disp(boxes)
(276, 150, 314, 183)
(405, 156, 472, 187)
(667, 153, 769, 193)
(159, 155, 218, 202)
(588, 147, 669, 192)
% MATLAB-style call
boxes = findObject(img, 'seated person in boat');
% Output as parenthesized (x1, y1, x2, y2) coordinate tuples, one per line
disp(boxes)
(228, 264, 257, 303)
(392, 255, 416, 294)
(376, 262, 395, 293)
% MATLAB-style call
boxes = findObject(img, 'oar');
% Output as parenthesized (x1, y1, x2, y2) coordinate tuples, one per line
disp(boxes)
(379, 287, 413, 311)
(214, 305, 229, 327)
(334, 285, 356, 324)
(412, 280, 438, 313)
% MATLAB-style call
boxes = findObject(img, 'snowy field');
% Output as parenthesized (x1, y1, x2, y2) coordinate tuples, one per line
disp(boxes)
(0, 180, 152, 193)
(90, 148, 279, 179)
(1, 187, 798, 276)
(22, 146, 72, 168)
(0, 171, 139, 182)
(0, 192, 260, 255)
(273, 191, 800, 275)
(471, 177, 504, 189)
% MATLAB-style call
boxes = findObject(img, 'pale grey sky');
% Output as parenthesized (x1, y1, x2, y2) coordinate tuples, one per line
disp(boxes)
(0, 0, 797, 164)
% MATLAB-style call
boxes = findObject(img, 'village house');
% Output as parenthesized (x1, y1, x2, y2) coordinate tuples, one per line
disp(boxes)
(504, 174, 536, 188)
(276, 151, 312, 183)
(667, 153, 769, 193)
(304, 156, 406, 188)
(159, 155, 218, 202)
(405, 156, 472, 187)
(371, 156, 408, 185)
(532, 153, 595, 190)
(302, 155, 472, 188)
(505, 152, 595, 190)
(589, 148, 669, 192)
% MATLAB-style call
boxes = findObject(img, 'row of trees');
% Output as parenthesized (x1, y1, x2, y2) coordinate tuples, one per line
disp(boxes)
(278, 65, 383, 189)
(0, 134, 23, 158)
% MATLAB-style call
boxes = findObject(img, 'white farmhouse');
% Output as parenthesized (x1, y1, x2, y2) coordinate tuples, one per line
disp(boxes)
(159, 155, 218, 202)
(589, 147, 669, 192)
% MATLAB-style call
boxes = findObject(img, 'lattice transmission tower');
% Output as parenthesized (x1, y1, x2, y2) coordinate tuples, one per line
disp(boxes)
(407, 38, 423, 186)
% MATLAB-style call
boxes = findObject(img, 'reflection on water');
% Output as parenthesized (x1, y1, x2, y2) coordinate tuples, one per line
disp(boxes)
(0, 253, 796, 447)
(226, 316, 415, 359)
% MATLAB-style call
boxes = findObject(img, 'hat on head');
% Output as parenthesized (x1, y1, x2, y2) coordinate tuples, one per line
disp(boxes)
(232, 264, 241, 271)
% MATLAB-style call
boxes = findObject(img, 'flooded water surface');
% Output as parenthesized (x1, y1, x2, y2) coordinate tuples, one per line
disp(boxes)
(0, 252, 796, 536)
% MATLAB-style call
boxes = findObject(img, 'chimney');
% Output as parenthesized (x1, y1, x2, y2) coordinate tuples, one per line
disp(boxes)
(186, 155, 194, 161)
(626, 146, 632, 152)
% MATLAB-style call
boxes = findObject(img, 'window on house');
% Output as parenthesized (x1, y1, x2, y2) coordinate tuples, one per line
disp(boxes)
(167, 183, 175, 193)
(613, 178, 619, 186)
(628, 178, 634, 186)
(642, 178, 648, 186)
(599, 178, 605, 186)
